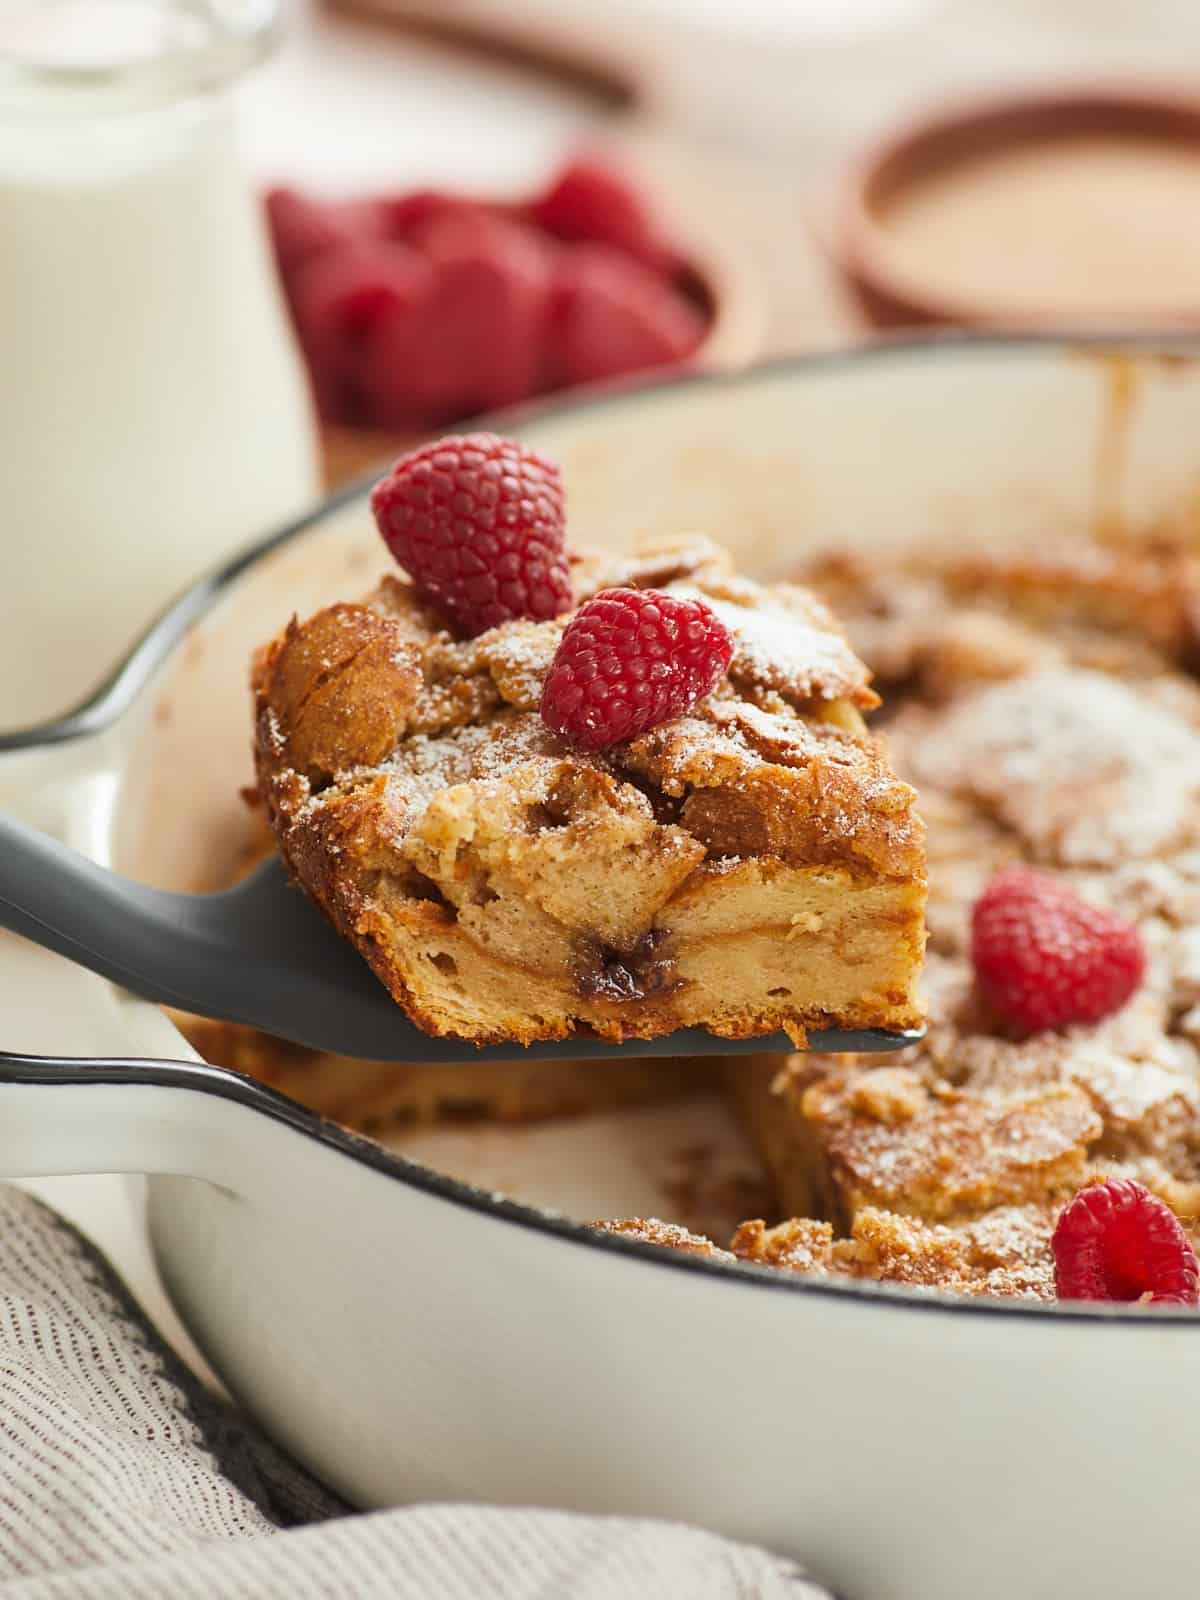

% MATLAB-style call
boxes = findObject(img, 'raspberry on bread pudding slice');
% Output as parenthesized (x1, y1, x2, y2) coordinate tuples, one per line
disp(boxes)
(251, 441, 925, 1050)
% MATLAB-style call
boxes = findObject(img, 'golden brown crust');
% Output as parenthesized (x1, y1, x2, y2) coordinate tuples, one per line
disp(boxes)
(829, 1206, 1059, 1299)
(726, 1206, 1059, 1299)
(602, 1205, 1059, 1300)
(254, 605, 423, 781)
(729, 1216, 835, 1272)
(797, 1066, 1101, 1224)
(252, 537, 927, 1046)
(937, 543, 1200, 665)
(623, 699, 923, 881)
(591, 1217, 736, 1262)
(799, 540, 1200, 693)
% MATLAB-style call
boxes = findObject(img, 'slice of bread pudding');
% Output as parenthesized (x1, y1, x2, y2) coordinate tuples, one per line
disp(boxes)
(251, 535, 927, 1047)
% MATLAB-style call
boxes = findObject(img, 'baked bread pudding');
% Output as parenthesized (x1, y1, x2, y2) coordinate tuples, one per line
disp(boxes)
(205, 432, 1200, 1308)
(250, 435, 927, 1048)
(602, 535, 1200, 1307)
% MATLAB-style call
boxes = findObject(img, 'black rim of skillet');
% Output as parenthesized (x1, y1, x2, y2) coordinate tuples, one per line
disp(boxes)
(5, 328, 1200, 1326)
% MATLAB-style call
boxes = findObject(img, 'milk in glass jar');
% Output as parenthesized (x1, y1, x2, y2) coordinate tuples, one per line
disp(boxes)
(0, 0, 318, 726)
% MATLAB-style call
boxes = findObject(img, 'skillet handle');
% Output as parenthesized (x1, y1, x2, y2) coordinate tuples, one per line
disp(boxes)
(0, 723, 114, 838)
(0, 1052, 229, 1182)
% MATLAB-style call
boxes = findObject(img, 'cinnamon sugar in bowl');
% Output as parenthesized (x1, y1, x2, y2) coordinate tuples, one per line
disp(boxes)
(839, 88, 1200, 330)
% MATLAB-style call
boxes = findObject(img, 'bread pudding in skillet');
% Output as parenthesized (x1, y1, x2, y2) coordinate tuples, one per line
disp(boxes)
(620, 538, 1200, 1305)
(184, 434, 1200, 1307)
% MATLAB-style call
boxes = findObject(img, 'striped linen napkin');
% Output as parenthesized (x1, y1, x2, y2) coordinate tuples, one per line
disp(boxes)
(0, 1186, 826, 1600)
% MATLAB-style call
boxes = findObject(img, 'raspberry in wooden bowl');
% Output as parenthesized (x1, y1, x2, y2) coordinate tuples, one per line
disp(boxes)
(264, 151, 762, 481)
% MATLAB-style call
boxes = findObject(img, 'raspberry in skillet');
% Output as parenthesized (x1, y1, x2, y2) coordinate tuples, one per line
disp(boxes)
(540, 587, 733, 752)
(970, 865, 1145, 1033)
(370, 434, 571, 637)
(1052, 1178, 1199, 1305)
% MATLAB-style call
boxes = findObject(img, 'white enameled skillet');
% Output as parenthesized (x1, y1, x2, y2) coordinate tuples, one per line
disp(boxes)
(4, 336, 1200, 1600)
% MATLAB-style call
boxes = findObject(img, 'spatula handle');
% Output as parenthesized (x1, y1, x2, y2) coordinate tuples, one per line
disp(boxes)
(0, 813, 217, 1013)
(0, 813, 379, 1042)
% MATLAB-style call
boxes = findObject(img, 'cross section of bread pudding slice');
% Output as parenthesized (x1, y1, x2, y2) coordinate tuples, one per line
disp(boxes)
(171, 813, 716, 1125)
(251, 536, 927, 1047)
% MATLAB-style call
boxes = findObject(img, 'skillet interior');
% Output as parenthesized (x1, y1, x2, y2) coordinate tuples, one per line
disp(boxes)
(70, 334, 1200, 1320)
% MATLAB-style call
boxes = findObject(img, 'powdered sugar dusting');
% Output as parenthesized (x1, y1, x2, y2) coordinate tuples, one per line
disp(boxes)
(668, 583, 871, 706)
(382, 714, 561, 818)
(262, 707, 286, 757)
(908, 668, 1200, 866)
(622, 715, 753, 797)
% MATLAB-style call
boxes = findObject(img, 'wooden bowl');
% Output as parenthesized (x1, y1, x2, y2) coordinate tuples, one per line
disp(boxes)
(837, 86, 1200, 331)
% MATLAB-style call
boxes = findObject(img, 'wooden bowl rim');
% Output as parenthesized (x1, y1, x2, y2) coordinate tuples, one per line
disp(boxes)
(836, 82, 1200, 329)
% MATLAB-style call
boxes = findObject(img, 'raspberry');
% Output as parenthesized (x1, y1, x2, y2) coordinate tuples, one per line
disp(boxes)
(375, 187, 480, 238)
(549, 245, 706, 388)
(370, 434, 570, 636)
(540, 588, 733, 752)
(363, 213, 555, 426)
(532, 155, 683, 277)
(264, 187, 360, 283)
(289, 243, 433, 422)
(970, 866, 1145, 1033)
(417, 212, 555, 409)
(1052, 1178, 1199, 1304)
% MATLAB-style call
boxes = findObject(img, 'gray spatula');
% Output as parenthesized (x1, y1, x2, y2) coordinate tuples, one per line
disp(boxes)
(0, 813, 923, 1062)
